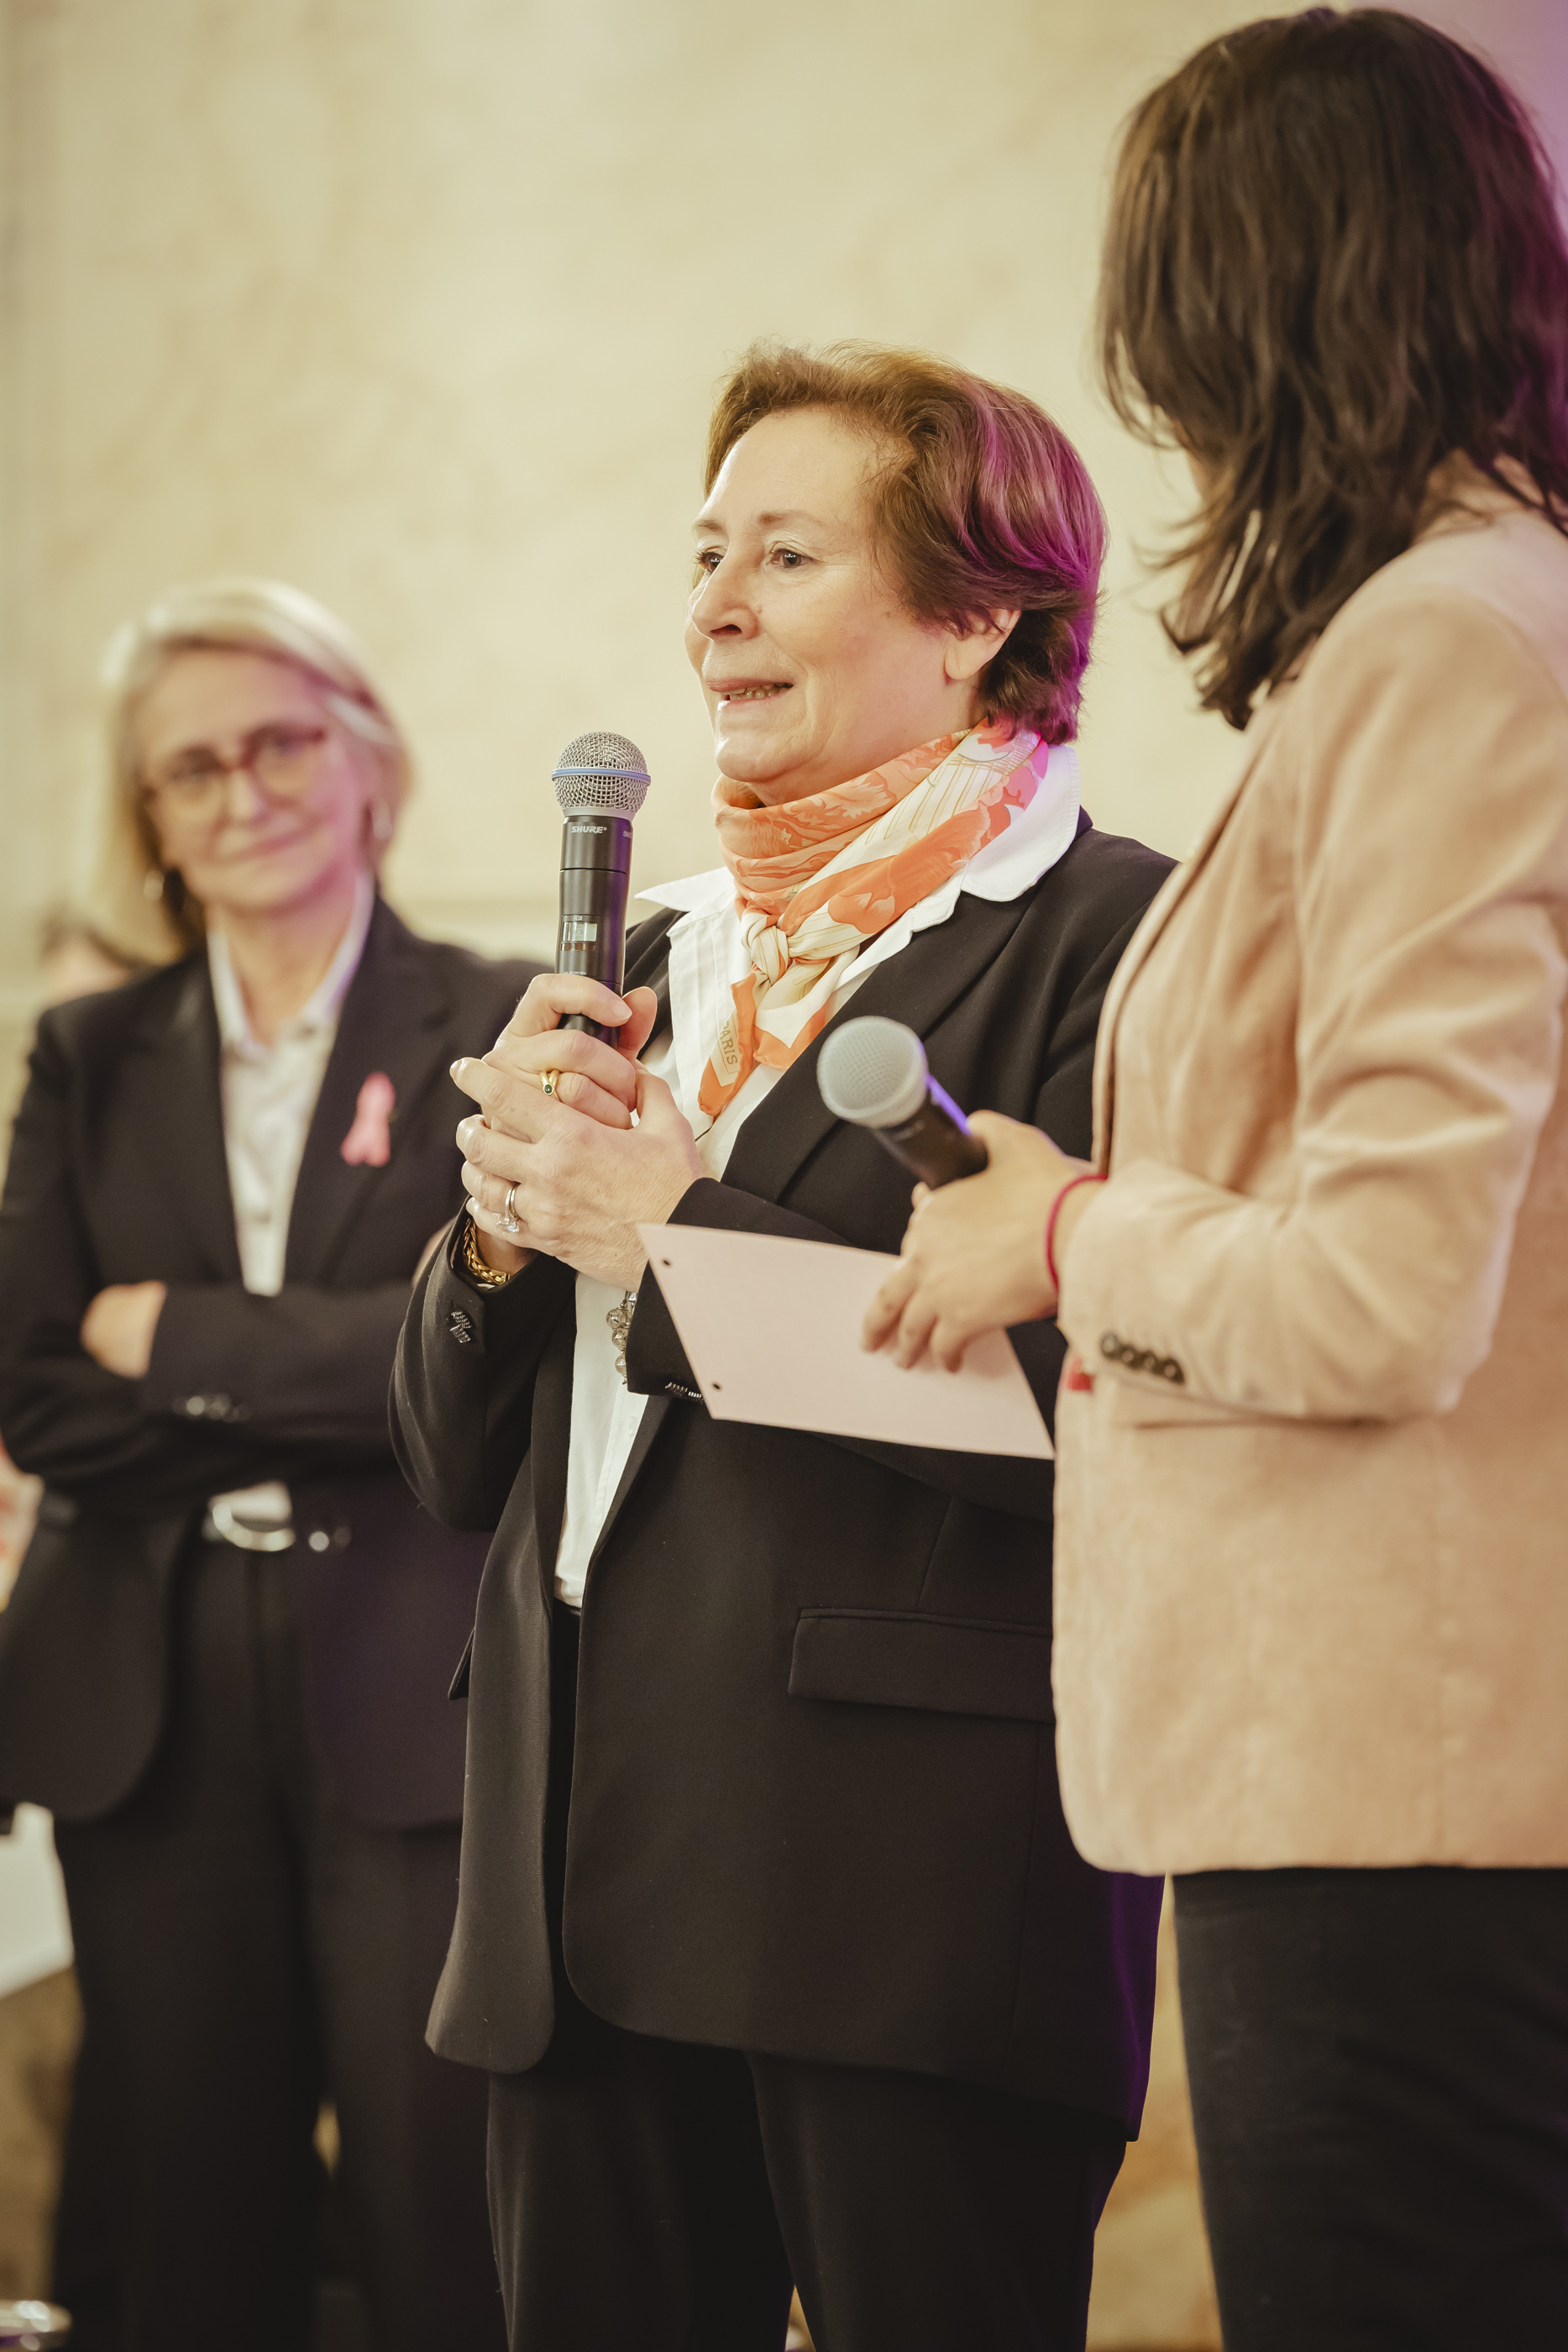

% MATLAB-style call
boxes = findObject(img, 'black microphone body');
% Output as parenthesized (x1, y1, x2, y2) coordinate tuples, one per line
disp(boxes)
(873, 1079, 989, 1189)
(816, 1016, 989, 1189)
(557, 812, 632, 1043)
(551, 732, 652, 1045)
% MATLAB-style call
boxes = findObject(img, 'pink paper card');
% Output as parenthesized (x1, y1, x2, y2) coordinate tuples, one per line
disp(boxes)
(637, 1224, 1052, 1460)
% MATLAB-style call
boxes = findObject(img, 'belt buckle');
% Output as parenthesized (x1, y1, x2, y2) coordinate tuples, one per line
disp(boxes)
(205, 1499, 296, 1552)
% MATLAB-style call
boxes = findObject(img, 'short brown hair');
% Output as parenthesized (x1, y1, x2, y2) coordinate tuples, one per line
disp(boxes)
(1099, 8, 1568, 727)
(705, 342, 1106, 746)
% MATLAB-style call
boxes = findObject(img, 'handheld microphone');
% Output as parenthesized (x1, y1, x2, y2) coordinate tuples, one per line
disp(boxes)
(816, 1016, 989, 1189)
(552, 732, 653, 1043)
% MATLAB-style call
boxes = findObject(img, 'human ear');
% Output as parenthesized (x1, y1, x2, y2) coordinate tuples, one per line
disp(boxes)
(138, 797, 171, 874)
(943, 607, 1021, 685)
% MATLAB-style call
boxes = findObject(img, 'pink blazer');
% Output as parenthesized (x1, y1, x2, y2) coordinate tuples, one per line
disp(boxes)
(1052, 480, 1568, 1872)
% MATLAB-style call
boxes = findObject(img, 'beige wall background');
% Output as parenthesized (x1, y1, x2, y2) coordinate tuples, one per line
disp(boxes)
(3, 0, 1555, 1089)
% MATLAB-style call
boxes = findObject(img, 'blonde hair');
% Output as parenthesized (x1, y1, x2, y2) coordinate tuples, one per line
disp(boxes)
(93, 577, 412, 962)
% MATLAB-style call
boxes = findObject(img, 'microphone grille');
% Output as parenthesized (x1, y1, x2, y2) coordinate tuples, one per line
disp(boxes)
(553, 732, 652, 817)
(817, 1016, 930, 1130)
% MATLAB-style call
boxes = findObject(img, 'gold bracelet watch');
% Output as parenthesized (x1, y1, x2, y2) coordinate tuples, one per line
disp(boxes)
(460, 1219, 518, 1292)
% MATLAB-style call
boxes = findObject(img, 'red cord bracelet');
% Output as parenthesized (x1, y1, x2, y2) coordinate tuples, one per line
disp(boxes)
(1044, 1172, 1106, 1299)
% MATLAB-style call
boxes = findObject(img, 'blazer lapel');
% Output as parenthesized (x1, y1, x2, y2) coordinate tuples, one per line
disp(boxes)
(284, 899, 456, 1284)
(721, 890, 1041, 1207)
(579, 1394, 672, 1605)
(123, 962, 242, 1280)
(1090, 696, 1290, 1163)
(527, 1305, 578, 1605)
(624, 909, 678, 1051)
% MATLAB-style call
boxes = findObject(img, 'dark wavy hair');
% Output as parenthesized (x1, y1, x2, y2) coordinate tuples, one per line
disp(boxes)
(705, 342, 1106, 745)
(1099, 8, 1568, 727)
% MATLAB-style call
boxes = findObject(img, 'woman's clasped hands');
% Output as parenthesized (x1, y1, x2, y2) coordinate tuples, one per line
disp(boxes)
(452, 973, 704, 1289)
(862, 1111, 1097, 1369)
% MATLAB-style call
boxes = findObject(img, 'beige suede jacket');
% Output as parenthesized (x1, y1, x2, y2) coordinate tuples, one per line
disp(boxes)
(1053, 483, 1568, 1874)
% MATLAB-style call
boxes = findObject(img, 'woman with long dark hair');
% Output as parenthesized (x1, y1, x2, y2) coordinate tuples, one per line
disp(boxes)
(868, 13, 1568, 2344)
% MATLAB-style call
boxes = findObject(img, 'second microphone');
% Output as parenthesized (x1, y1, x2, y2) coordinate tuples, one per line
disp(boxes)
(816, 1016, 989, 1189)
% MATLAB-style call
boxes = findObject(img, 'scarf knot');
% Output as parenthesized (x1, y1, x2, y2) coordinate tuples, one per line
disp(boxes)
(743, 911, 792, 986)
(698, 721, 1051, 1120)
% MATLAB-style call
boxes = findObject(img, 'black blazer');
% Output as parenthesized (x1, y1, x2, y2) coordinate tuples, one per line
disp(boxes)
(393, 820, 1173, 2133)
(0, 896, 538, 1829)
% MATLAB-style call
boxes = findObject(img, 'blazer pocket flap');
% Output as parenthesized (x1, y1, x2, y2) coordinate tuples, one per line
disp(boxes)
(789, 1609, 1053, 1723)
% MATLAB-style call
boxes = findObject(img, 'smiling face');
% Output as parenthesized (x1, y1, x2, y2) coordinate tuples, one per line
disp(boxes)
(134, 648, 380, 930)
(686, 407, 1014, 806)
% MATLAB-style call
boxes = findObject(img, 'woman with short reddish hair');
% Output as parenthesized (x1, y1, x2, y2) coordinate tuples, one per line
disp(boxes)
(392, 343, 1170, 2349)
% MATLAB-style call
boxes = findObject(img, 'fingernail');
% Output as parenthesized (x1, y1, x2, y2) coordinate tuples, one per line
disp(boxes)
(450, 1058, 464, 1079)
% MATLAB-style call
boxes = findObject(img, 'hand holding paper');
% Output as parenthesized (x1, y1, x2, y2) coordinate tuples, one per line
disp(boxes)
(861, 1110, 1091, 1368)
(637, 1223, 1052, 1458)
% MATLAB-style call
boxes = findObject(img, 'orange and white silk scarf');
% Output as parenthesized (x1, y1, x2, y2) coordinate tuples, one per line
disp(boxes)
(699, 719, 1051, 1119)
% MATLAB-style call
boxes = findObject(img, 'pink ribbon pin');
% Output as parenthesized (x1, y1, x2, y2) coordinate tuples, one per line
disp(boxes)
(341, 1072, 396, 1167)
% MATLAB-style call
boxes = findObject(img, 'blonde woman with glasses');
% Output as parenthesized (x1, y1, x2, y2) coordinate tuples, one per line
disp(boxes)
(0, 580, 532, 2351)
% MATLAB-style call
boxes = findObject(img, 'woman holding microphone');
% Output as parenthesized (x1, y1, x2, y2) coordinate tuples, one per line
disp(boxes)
(869, 12, 1568, 2346)
(395, 343, 1170, 2350)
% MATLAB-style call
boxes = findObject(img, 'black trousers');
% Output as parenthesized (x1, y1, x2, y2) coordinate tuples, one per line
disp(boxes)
(485, 1608, 1125, 2352)
(51, 1536, 504, 2352)
(1175, 1865, 1568, 2352)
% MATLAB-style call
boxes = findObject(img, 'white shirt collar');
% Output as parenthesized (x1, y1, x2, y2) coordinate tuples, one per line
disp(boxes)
(207, 870, 375, 1058)
(637, 740, 1083, 919)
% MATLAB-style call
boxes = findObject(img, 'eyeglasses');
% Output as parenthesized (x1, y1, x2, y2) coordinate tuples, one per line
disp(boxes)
(143, 722, 331, 816)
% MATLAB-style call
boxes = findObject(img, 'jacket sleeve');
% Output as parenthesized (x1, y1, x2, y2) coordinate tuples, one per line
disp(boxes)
(622, 910, 1147, 1521)
(391, 1220, 575, 1532)
(0, 1021, 289, 1514)
(144, 1282, 414, 1453)
(1059, 585, 1568, 1422)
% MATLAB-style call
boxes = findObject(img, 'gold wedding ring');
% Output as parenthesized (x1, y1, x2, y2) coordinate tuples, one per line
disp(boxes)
(541, 1069, 562, 1099)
